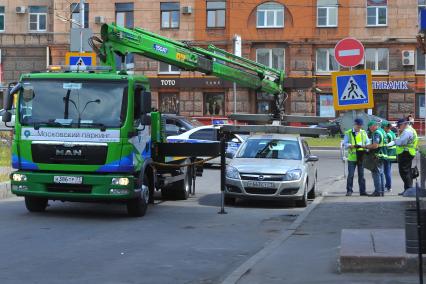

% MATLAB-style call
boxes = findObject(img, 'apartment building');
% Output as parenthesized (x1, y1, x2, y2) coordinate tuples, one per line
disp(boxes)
(0, 0, 423, 122)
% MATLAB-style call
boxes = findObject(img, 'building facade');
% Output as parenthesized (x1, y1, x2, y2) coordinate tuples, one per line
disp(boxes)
(0, 0, 424, 124)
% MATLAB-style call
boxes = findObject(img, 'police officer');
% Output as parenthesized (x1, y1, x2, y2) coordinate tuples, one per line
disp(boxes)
(382, 121, 396, 192)
(343, 118, 368, 196)
(365, 121, 387, 197)
(388, 118, 418, 195)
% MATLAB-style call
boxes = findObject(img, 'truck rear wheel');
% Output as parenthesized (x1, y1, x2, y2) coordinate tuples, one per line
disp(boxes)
(25, 196, 48, 212)
(161, 170, 191, 200)
(127, 174, 150, 217)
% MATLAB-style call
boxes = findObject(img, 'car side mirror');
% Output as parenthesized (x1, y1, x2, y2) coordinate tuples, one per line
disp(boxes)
(2, 111, 11, 123)
(226, 152, 235, 159)
(306, 155, 319, 162)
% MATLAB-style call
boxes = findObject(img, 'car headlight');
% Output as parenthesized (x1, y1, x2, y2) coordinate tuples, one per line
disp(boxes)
(12, 173, 27, 182)
(283, 169, 302, 181)
(111, 177, 130, 186)
(226, 166, 240, 179)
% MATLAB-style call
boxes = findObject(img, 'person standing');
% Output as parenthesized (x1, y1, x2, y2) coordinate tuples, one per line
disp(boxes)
(343, 118, 368, 196)
(382, 121, 396, 192)
(365, 121, 387, 197)
(388, 119, 418, 195)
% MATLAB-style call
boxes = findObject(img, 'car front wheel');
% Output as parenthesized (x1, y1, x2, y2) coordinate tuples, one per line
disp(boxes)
(295, 182, 308, 208)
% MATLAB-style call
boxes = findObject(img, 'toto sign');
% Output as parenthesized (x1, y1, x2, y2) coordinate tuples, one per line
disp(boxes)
(334, 38, 365, 68)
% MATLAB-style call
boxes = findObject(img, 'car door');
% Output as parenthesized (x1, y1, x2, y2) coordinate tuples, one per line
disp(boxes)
(302, 140, 314, 189)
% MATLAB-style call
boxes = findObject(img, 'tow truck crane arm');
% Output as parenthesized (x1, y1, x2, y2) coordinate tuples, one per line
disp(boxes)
(92, 23, 285, 102)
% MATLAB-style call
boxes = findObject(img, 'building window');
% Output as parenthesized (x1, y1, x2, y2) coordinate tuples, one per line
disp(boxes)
(416, 48, 425, 73)
(366, 0, 387, 26)
(257, 2, 284, 28)
(115, 3, 134, 28)
(317, 0, 338, 27)
(29, 6, 47, 32)
(365, 48, 388, 74)
(204, 93, 225, 116)
(0, 7, 4, 32)
(316, 94, 335, 117)
(417, 93, 425, 118)
(207, 0, 225, 28)
(419, 0, 426, 14)
(256, 48, 285, 70)
(159, 93, 180, 115)
(70, 3, 89, 28)
(373, 93, 388, 119)
(161, 2, 180, 29)
(257, 92, 277, 114)
(159, 62, 180, 74)
(316, 48, 339, 73)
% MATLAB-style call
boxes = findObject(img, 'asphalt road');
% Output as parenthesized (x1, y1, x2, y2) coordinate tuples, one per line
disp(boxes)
(0, 151, 341, 284)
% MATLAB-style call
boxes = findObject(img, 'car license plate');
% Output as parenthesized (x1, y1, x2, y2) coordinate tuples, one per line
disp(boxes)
(245, 181, 274, 188)
(53, 176, 83, 184)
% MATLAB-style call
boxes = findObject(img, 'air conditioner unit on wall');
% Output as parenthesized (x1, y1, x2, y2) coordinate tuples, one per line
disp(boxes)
(16, 6, 27, 14)
(182, 6, 193, 14)
(94, 16, 106, 24)
(402, 50, 415, 66)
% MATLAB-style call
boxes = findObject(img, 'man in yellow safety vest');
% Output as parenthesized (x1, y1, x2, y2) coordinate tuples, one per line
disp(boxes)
(343, 118, 368, 196)
(388, 118, 418, 195)
(382, 121, 396, 192)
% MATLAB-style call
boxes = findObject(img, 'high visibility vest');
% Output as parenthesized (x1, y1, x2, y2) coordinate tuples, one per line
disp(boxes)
(386, 130, 397, 161)
(373, 128, 388, 159)
(345, 128, 368, 162)
(396, 126, 418, 157)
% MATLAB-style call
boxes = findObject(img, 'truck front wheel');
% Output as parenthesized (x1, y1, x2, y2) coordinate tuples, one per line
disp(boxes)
(25, 196, 48, 212)
(127, 174, 150, 217)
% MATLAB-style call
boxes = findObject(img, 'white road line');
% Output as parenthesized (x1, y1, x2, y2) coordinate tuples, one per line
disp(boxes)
(220, 196, 324, 284)
(338, 49, 360, 57)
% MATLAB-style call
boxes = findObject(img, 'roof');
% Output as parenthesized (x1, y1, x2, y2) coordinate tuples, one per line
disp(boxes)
(246, 134, 299, 141)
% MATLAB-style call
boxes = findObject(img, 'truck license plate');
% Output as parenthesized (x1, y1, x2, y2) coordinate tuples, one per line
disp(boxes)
(53, 176, 83, 184)
(245, 181, 274, 188)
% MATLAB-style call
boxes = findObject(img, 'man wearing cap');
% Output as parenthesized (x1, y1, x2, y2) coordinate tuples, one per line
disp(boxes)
(388, 118, 418, 194)
(343, 118, 369, 196)
(365, 121, 387, 196)
(382, 121, 397, 192)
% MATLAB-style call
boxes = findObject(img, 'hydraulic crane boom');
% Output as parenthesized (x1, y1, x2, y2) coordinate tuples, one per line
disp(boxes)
(91, 23, 285, 98)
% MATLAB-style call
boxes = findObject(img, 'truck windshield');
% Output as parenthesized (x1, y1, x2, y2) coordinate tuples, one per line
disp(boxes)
(19, 79, 128, 128)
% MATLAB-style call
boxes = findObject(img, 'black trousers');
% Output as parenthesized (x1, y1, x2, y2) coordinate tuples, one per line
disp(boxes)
(397, 151, 414, 190)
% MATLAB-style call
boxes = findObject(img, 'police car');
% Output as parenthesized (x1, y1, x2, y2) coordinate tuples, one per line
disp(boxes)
(167, 125, 246, 165)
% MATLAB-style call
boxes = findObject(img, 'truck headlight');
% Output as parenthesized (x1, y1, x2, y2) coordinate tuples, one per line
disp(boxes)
(226, 166, 240, 180)
(283, 169, 302, 181)
(12, 173, 27, 182)
(111, 177, 130, 186)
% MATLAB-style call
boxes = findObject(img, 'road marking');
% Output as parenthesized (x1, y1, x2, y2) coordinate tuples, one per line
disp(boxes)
(220, 196, 324, 284)
(338, 49, 360, 57)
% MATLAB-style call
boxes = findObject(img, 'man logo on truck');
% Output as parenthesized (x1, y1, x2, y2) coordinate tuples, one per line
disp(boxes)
(55, 149, 82, 156)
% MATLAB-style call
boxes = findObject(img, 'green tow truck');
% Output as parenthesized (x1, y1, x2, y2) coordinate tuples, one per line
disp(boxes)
(2, 23, 287, 217)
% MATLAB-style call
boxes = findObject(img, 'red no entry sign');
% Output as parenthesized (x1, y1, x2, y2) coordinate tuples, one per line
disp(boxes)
(334, 38, 364, 68)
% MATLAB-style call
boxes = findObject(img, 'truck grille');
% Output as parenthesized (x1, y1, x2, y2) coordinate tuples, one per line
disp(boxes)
(32, 144, 107, 165)
(46, 184, 92, 194)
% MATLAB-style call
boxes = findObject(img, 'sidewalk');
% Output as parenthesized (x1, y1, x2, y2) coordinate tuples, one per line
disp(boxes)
(235, 195, 418, 284)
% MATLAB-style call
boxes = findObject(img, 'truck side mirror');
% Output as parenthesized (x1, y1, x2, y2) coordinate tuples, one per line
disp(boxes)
(4, 83, 21, 111)
(2, 111, 11, 123)
(141, 91, 152, 115)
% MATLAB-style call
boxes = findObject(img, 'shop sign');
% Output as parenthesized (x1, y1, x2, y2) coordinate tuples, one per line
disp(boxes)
(372, 81, 409, 90)
(149, 78, 233, 88)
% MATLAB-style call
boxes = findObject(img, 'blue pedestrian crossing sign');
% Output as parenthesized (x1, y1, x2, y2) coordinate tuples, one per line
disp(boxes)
(65, 52, 96, 67)
(331, 70, 374, 111)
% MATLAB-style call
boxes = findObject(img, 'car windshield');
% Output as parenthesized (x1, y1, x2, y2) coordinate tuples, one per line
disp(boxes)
(19, 79, 128, 128)
(236, 139, 302, 160)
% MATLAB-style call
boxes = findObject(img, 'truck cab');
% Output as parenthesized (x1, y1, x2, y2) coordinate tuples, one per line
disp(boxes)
(7, 70, 156, 216)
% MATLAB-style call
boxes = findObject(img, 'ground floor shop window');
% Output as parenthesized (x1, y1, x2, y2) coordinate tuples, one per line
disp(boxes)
(416, 93, 425, 118)
(372, 93, 388, 119)
(159, 93, 179, 114)
(204, 93, 225, 116)
(316, 94, 335, 117)
(256, 92, 276, 114)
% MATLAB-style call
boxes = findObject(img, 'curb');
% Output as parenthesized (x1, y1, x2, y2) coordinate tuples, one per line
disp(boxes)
(0, 181, 12, 200)
(220, 196, 324, 284)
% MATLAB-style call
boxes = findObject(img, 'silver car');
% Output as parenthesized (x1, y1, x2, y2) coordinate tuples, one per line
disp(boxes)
(225, 134, 319, 207)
